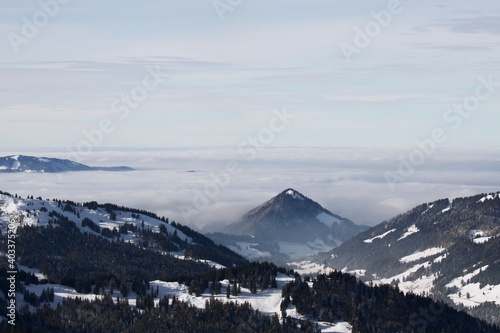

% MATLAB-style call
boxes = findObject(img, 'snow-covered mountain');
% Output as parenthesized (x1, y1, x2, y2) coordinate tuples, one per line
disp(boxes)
(1, 190, 498, 331)
(317, 192, 500, 325)
(210, 189, 368, 265)
(0, 155, 133, 173)
(0, 190, 246, 268)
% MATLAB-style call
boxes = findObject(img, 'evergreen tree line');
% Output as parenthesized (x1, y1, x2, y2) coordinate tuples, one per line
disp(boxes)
(0, 294, 320, 333)
(15, 218, 212, 296)
(183, 262, 283, 297)
(281, 271, 500, 333)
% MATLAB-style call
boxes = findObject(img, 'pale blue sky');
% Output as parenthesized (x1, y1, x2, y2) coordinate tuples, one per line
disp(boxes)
(1, 0, 500, 149)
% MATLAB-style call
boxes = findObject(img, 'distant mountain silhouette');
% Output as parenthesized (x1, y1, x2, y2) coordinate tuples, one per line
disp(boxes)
(0, 155, 133, 173)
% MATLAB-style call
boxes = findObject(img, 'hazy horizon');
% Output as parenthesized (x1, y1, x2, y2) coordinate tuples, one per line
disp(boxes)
(1, 147, 499, 231)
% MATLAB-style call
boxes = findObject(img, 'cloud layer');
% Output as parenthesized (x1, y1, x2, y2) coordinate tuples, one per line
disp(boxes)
(1, 148, 498, 231)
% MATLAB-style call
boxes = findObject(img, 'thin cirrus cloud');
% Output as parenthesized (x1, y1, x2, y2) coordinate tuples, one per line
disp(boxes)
(1, 1, 499, 149)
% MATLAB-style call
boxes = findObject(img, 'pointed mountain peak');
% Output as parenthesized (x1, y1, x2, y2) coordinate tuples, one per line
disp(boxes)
(281, 188, 305, 200)
(227, 188, 367, 243)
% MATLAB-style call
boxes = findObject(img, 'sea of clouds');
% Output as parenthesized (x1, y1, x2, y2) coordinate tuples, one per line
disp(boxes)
(0, 147, 499, 231)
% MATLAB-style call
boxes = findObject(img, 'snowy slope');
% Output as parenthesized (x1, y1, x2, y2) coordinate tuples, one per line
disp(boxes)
(0, 192, 247, 269)
(0, 193, 189, 242)
(319, 191, 500, 324)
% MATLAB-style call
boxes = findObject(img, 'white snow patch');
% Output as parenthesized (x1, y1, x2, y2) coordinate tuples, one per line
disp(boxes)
(399, 274, 438, 296)
(378, 262, 433, 295)
(399, 247, 445, 263)
(440, 198, 453, 213)
(421, 204, 434, 214)
(318, 321, 352, 333)
(286, 190, 304, 200)
(22, 283, 105, 310)
(341, 269, 367, 278)
(397, 225, 419, 241)
(477, 193, 498, 203)
(445, 265, 489, 289)
(363, 229, 396, 243)
(18, 265, 49, 281)
(288, 261, 334, 276)
(446, 266, 500, 307)
(448, 283, 500, 307)
(378, 263, 426, 285)
(151, 273, 295, 315)
(473, 236, 493, 244)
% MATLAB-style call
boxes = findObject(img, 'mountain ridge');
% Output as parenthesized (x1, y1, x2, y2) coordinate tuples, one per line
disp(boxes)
(0, 155, 133, 173)
(316, 191, 500, 325)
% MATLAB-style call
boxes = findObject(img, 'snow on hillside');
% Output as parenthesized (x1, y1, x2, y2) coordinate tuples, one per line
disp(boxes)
(473, 236, 493, 244)
(445, 265, 500, 307)
(445, 265, 490, 289)
(363, 229, 396, 243)
(286, 189, 304, 200)
(397, 224, 419, 241)
(0, 194, 191, 246)
(399, 247, 446, 263)
(377, 262, 431, 286)
(288, 260, 335, 276)
(19, 268, 351, 332)
(478, 193, 499, 203)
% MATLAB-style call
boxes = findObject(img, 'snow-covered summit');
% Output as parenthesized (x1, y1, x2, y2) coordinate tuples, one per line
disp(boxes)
(212, 189, 368, 264)
(285, 189, 304, 200)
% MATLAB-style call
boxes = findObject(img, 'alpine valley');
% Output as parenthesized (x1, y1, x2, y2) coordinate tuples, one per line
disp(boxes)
(0, 189, 499, 332)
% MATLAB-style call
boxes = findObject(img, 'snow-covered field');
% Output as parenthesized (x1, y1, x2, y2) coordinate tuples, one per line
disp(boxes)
(443, 265, 500, 307)
(288, 260, 335, 276)
(18, 268, 351, 332)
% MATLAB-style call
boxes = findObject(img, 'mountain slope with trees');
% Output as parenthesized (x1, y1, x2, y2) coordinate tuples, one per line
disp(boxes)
(210, 189, 368, 265)
(1, 190, 499, 331)
(317, 192, 500, 325)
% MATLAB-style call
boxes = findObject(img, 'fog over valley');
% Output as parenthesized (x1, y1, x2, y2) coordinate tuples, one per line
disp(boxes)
(1, 147, 498, 231)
